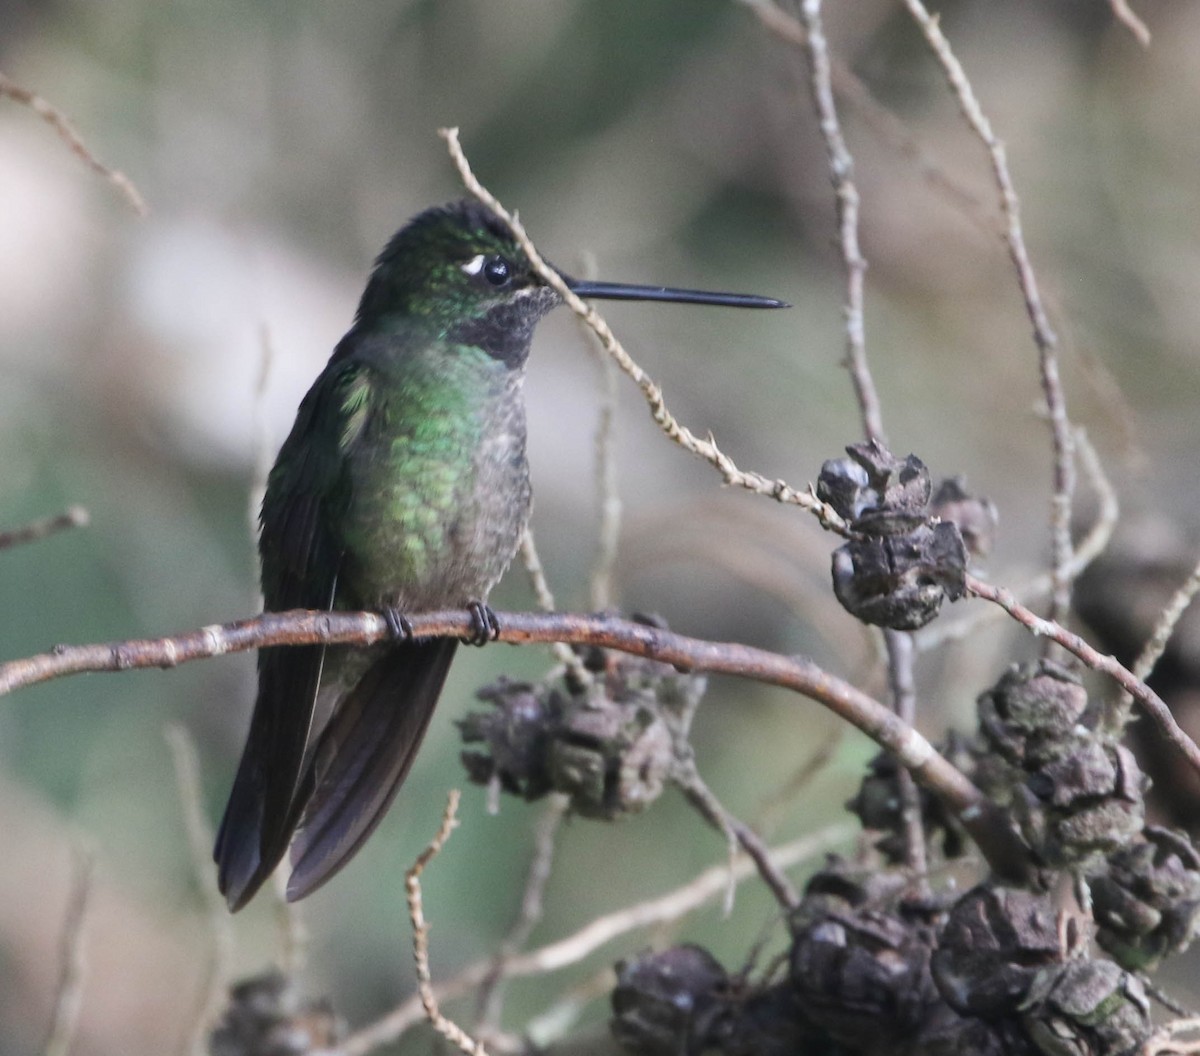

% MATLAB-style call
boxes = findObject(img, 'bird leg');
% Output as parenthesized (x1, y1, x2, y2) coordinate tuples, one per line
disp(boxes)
(384, 608, 415, 642)
(465, 601, 501, 647)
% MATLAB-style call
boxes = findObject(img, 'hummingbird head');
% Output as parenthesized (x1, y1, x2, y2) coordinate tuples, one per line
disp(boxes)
(353, 199, 788, 365)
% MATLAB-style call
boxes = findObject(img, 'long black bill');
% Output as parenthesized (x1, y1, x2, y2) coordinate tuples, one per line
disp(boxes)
(566, 278, 789, 310)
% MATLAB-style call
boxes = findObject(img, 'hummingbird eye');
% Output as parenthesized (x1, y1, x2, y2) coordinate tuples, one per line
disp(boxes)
(483, 256, 511, 287)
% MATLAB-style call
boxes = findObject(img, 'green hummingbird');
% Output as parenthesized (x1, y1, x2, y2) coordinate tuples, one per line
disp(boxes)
(214, 200, 787, 910)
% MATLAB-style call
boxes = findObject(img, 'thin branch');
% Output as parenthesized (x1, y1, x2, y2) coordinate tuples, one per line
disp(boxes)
(884, 629, 929, 890)
(475, 795, 569, 1036)
(0, 505, 89, 551)
(675, 757, 799, 910)
(798, 0, 883, 445)
(914, 425, 1117, 652)
(965, 573, 1200, 776)
(164, 725, 233, 1056)
(518, 528, 589, 682)
(0, 606, 1027, 880)
(0, 71, 148, 216)
(588, 329, 623, 612)
(733, 0, 994, 234)
(900, 0, 1076, 630)
(437, 127, 850, 537)
(1109, 0, 1151, 47)
(44, 846, 93, 1056)
(336, 823, 851, 1056)
(1131, 553, 1200, 685)
(406, 790, 489, 1056)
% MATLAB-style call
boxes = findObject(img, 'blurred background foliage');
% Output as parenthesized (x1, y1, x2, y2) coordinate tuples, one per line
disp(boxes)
(2, 0, 1199, 1052)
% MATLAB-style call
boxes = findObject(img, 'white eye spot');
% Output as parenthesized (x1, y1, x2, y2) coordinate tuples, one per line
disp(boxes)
(461, 254, 486, 276)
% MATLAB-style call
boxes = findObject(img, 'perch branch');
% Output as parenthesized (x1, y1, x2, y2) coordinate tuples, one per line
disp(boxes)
(0, 505, 89, 551)
(0, 606, 1026, 881)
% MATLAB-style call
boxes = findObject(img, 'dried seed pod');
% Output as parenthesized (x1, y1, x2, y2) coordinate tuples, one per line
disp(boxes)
(611, 945, 730, 1056)
(1090, 826, 1200, 970)
(931, 476, 998, 560)
(460, 617, 705, 819)
(847, 741, 970, 864)
(1014, 738, 1145, 869)
(932, 886, 1082, 1019)
(975, 662, 1091, 775)
(1019, 959, 1150, 1056)
(208, 972, 342, 1056)
(790, 860, 941, 1046)
(820, 443, 968, 630)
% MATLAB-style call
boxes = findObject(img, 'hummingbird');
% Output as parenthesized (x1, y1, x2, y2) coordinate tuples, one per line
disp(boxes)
(213, 199, 787, 910)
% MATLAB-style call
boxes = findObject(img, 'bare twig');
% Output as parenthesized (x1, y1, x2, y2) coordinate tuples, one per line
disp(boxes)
(914, 426, 1117, 652)
(44, 846, 93, 1056)
(0, 606, 1028, 879)
(589, 335, 623, 612)
(164, 725, 234, 1056)
(965, 573, 1200, 776)
(0, 71, 147, 216)
(733, 0, 993, 233)
(337, 823, 850, 1056)
(900, 0, 1076, 630)
(0, 505, 89, 551)
(884, 629, 929, 889)
(798, 0, 883, 445)
(675, 757, 800, 910)
(518, 528, 589, 682)
(1131, 553, 1200, 685)
(437, 127, 849, 537)
(407, 791, 489, 1056)
(1144, 1016, 1200, 1056)
(1109, 0, 1151, 47)
(475, 795, 569, 1036)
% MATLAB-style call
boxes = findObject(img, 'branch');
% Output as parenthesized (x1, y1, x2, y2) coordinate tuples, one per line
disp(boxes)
(406, 791, 490, 1056)
(0, 606, 1026, 880)
(901, 0, 1076, 628)
(0, 71, 148, 216)
(965, 574, 1200, 776)
(0, 505, 89, 551)
(798, 0, 883, 445)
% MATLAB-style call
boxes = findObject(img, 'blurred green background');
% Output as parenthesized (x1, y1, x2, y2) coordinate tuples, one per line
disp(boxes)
(2, 0, 1199, 1052)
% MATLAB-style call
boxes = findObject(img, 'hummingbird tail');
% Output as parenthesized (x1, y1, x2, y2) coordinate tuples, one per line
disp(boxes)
(214, 642, 328, 912)
(285, 637, 458, 902)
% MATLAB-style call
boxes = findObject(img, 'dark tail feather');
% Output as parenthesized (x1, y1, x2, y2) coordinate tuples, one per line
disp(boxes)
(285, 638, 457, 902)
(214, 643, 327, 911)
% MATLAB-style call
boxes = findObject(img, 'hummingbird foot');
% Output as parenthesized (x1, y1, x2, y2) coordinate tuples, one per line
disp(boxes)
(384, 607, 415, 642)
(465, 601, 501, 647)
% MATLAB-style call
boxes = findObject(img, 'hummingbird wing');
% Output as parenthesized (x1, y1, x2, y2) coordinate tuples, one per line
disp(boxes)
(215, 357, 371, 911)
(286, 636, 458, 902)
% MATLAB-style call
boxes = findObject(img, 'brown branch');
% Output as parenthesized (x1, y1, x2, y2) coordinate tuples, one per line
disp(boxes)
(0, 71, 148, 216)
(407, 791, 490, 1056)
(900, 0, 1076, 630)
(0, 606, 1027, 880)
(0, 505, 89, 551)
(965, 574, 1200, 776)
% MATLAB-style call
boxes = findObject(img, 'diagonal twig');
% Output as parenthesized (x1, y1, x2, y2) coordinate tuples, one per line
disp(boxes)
(900, 0, 1076, 631)
(0, 71, 147, 216)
